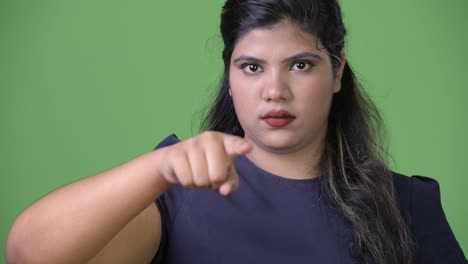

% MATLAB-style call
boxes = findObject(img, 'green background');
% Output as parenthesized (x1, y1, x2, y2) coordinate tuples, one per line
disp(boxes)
(1, 0, 467, 261)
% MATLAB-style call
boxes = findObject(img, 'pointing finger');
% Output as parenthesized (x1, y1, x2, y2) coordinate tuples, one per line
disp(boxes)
(223, 136, 252, 158)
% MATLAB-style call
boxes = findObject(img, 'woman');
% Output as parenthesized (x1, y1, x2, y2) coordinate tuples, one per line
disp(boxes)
(5, 0, 466, 263)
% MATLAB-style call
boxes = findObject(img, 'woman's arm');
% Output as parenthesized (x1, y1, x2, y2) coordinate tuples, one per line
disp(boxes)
(5, 131, 251, 264)
(5, 148, 170, 264)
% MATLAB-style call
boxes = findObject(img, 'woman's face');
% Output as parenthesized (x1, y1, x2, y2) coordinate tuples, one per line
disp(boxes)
(229, 20, 345, 155)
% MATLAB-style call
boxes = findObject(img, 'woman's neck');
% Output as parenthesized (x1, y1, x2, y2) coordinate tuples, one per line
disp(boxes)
(245, 140, 323, 180)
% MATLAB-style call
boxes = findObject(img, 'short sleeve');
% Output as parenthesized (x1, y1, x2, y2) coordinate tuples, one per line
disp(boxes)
(411, 176, 467, 263)
(150, 134, 187, 264)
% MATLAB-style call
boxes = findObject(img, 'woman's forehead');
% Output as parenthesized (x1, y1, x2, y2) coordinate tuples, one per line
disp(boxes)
(232, 21, 326, 58)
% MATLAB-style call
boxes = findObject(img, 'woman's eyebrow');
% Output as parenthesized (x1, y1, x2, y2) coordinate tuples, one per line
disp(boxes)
(281, 52, 322, 63)
(232, 55, 266, 64)
(232, 52, 322, 64)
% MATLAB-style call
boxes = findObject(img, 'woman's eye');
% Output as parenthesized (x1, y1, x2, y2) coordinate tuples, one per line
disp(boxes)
(241, 63, 263, 74)
(290, 61, 312, 71)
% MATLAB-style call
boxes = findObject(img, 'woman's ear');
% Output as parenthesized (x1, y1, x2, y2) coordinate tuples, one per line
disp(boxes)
(333, 52, 346, 93)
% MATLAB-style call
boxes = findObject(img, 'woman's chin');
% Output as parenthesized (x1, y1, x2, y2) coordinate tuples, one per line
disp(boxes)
(256, 137, 304, 154)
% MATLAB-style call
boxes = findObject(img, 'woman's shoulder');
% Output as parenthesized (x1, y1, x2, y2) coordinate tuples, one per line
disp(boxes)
(392, 172, 439, 189)
(391, 171, 467, 263)
(392, 171, 449, 232)
(153, 134, 180, 150)
(392, 171, 440, 196)
(392, 172, 440, 213)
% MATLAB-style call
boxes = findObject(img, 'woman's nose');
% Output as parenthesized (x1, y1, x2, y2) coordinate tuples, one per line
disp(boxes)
(262, 70, 291, 102)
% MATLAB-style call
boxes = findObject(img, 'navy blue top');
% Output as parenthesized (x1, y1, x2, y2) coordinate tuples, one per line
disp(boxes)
(151, 134, 467, 264)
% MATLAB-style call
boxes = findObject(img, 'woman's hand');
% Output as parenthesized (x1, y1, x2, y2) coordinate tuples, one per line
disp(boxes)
(159, 131, 252, 195)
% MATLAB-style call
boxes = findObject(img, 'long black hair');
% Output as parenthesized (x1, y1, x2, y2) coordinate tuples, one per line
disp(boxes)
(202, 0, 415, 263)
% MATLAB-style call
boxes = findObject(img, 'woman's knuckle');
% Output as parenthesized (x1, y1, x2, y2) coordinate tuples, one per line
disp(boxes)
(179, 177, 192, 187)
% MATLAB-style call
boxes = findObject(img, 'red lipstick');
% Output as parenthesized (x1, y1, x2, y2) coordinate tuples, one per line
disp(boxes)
(261, 110, 296, 128)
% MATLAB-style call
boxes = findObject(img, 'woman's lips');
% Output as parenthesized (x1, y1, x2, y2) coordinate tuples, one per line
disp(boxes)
(261, 110, 296, 128)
